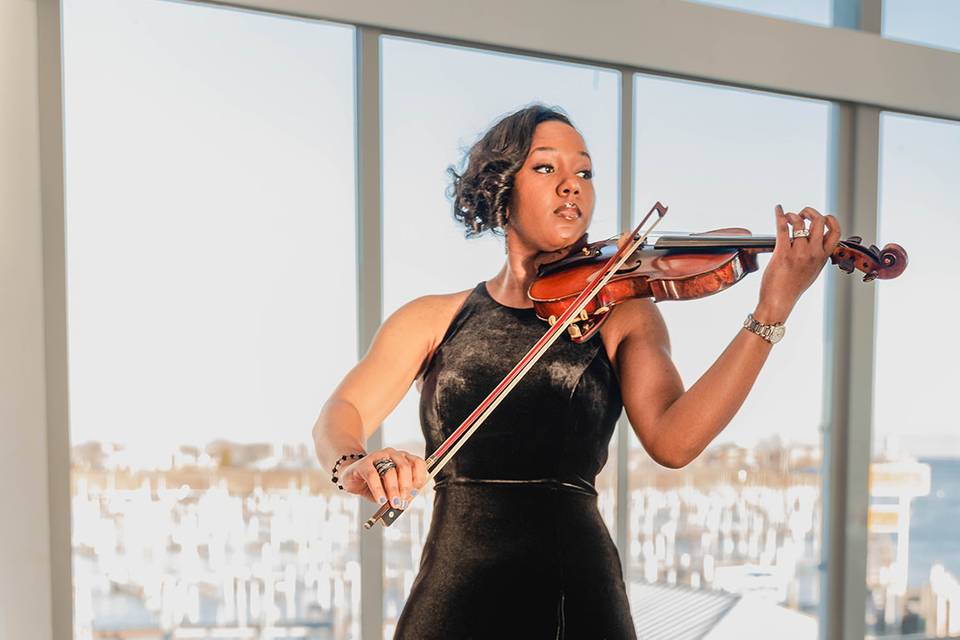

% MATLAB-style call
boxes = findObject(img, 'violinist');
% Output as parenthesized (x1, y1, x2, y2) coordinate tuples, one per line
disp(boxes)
(311, 104, 842, 638)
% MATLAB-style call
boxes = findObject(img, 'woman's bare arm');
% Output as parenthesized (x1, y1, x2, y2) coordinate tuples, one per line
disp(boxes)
(312, 291, 468, 504)
(611, 297, 778, 469)
(611, 205, 840, 468)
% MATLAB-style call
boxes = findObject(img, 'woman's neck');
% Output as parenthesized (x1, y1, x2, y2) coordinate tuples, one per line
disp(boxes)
(486, 230, 584, 309)
(485, 229, 541, 308)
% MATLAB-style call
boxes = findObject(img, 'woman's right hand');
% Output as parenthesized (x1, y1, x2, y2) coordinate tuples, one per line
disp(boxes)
(339, 447, 429, 509)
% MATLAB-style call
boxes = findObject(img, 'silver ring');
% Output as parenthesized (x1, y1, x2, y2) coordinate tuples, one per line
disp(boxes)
(792, 228, 811, 239)
(373, 457, 397, 477)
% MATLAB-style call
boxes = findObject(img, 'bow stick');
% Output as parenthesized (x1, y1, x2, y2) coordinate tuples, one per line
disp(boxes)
(363, 202, 668, 529)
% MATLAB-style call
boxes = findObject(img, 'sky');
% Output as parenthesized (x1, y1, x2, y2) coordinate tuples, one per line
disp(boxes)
(62, 0, 959, 458)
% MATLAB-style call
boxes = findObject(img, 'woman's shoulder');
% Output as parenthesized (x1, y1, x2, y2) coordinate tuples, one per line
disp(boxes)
(387, 287, 475, 348)
(599, 297, 669, 368)
(395, 287, 474, 321)
(392, 288, 475, 386)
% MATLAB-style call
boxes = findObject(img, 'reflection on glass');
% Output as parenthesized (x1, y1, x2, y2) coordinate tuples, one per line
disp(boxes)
(381, 36, 619, 638)
(686, 0, 831, 27)
(883, 0, 960, 54)
(64, 1, 357, 638)
(867, 112, 960, 638)
(630, 73, 828, 637)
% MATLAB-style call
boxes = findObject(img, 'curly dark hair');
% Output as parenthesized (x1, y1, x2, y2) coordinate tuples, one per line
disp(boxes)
(447, 104, 575, 237)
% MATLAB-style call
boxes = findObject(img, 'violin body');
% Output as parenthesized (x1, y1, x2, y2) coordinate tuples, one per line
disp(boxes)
(529, 224, 907, 343)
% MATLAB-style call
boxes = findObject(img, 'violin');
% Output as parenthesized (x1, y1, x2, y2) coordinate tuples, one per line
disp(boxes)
(362, 201, 907, 529)
(529, 202, 908, 343)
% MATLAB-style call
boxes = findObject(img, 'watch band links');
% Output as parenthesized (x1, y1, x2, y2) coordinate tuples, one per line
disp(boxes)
(743, 312, 784, 344)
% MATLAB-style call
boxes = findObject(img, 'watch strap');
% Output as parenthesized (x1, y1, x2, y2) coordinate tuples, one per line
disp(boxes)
(743, 312, 785, 344)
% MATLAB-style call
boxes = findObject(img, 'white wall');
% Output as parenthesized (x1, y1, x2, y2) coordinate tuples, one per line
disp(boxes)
(0, 0, 54, 638)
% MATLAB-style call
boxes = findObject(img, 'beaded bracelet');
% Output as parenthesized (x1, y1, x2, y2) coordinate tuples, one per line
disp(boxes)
(331, 451, 367, 490)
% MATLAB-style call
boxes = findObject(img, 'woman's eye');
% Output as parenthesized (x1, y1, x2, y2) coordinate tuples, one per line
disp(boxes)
(532, 164, 592, 179)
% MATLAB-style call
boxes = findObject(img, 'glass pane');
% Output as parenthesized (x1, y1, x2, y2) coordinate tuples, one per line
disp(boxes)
(381, 36, 620, 638)
(630, 73, 829, 637)
(63, 1, 357, 638)
(687, 0, 831, 27)
(883, 0, 960, 53)
(867, 112, 960, 638)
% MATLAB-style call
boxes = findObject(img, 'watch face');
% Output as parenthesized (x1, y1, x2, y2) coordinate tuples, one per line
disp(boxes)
(769, 325, 786, 343)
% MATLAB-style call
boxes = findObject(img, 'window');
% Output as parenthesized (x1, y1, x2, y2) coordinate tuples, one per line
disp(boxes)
(630, 73, 830, 636)
(686, 0, 831, 27)
(866, 112, 960, 638)
(63, 1, 357, 637)
(380, 35, 620, 637)
(883, 0, 960, 53)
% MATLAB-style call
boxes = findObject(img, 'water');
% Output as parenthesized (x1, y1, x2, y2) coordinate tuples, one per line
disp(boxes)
(907, 457, 960, 588)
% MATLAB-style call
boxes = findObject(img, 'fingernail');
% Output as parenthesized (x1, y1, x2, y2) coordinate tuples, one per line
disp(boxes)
(392, 497, 401, 507)
(411, 489, 418, 497)
(379, 496, 387, 505)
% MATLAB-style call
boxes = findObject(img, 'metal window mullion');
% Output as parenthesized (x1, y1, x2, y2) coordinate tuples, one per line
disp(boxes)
(615, 68, 635, 577)
(820, 2, 882, 639)
(355, 25, 385, 640)
(840, 102, 881, 640)
(821, 100, 881, 640)
(38, 0, 74, 638)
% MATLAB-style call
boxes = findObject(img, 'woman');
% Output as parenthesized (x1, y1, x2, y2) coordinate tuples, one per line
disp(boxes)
(313, 104, 840, 638)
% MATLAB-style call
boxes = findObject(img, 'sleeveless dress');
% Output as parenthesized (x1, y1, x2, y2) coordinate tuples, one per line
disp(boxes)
(393, 282, 637, 639)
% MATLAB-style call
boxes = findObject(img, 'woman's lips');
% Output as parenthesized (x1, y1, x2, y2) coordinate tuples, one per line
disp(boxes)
(554, 204, 581, 220)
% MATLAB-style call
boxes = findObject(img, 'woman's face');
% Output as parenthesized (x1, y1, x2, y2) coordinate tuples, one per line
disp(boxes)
(507, 120, 595, 253)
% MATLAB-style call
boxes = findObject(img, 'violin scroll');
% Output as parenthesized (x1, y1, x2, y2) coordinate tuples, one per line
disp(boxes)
(831, 236, 908, 282)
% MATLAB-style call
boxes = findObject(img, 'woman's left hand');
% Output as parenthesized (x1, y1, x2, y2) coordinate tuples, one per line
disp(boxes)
(756, 205, 842, 321)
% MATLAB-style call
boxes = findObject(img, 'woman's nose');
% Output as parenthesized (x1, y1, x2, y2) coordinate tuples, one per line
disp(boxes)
(557, 175, 581, 196)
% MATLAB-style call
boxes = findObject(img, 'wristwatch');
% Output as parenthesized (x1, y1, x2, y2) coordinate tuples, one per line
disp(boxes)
(743, 313, 785, 344)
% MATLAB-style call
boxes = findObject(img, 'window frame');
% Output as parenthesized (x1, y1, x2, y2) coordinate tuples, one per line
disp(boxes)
(34, 1, 959, 638)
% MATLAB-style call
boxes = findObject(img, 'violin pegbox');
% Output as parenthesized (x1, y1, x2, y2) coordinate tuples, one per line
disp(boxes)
(831, 236, 908, 281)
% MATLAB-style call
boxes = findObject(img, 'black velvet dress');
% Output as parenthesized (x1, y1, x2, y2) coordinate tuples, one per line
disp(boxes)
(393, 282, 637, 639)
